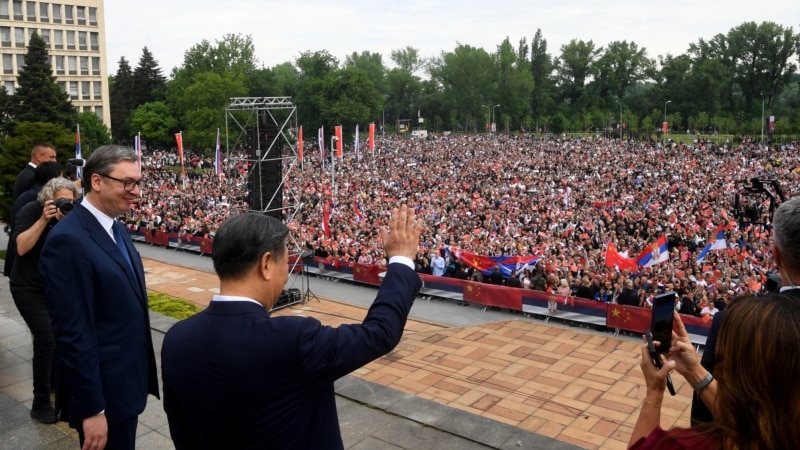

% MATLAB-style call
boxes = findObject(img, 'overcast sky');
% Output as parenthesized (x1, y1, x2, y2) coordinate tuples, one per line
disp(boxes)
(105, 0, 800, 76)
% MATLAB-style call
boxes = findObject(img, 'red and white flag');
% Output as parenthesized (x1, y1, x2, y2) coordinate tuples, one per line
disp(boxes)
(368, 123, 375, 152)
(298, 126, 303, 162)
(335, 126, 343, 157)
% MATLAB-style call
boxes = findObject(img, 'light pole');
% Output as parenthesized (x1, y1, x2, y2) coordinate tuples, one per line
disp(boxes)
(491, 104, 500, 133)
(330, 135, 338, 196)
(617, 100, 623, 140)
(664, 100, 672, 143)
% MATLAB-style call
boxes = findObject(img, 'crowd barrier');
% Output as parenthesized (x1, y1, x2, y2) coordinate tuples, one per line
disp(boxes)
(123, 224, 711, 345)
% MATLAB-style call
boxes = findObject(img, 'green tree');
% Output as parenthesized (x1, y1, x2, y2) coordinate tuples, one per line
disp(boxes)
(430, 44, 495, 132)
(294, 50, 339, 128)
(554, 39, 602, 107)
(109, 56, 134, 142)
(0, 122, 72, 221)
(494, 37, 534, 132)
(12, 32, 77, 130)
(78, 111, 112, 153)
(176, 72, 247, 150)
(530, 29, 555, 129)
(129, 101, 178, 148)
(345, 51, 387, 96)
(132, 47, 166, 108)
(593, 40, 653, 100)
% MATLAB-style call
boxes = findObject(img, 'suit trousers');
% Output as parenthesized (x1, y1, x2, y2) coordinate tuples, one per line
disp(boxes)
(9, 283, 55, 402)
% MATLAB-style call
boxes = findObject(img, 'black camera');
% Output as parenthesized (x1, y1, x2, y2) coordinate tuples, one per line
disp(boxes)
(54, 198, 74, 215)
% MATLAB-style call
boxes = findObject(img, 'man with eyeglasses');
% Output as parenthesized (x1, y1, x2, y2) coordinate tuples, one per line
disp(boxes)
(40, 145, 158, 450)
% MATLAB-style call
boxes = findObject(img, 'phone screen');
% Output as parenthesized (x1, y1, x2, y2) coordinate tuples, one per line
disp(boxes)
(650, 292, 676, 353)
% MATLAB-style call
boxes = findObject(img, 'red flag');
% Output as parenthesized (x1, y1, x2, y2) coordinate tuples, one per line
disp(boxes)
(368, 123, 375, 151)
(298, 126, 303, 162)
(463, 282, 522, 309)
(322, 201, 331, 238)
(606, 304, 650, 333)
(175, 131, 185, 180)
(456, 250, 499, 272)
(353, 198, 364, 222)
(335, 126, 343, 157)
(604, 242, 639, 272)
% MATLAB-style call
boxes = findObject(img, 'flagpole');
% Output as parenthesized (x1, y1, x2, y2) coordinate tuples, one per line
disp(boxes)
(331, 135, 337, 196)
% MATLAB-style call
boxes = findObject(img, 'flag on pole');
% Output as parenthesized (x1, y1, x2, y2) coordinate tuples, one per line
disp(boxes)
(214, 128, 222, 176)
(175, 131, 185, 180)
(322, 200, 332, 238)
(354, 124, 359, 161)
(769, 116, 775, 133)
(335, 126, 343, 157)
(636, 235, 669, 267)
(368, 123, 375, 152)
(74, 125, 82, 179)
(134, 132, 141, 169)
(318, 127, 324, 161)
(298, 126, 304, 163)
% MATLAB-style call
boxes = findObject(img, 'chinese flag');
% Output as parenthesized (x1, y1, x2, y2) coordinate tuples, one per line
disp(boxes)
(298, 126, 303, 162)
(335, 126, 343, 157)
(604, 242, 639, 272)
(606, 304, 650, 333)
(368, 123, 375, 151)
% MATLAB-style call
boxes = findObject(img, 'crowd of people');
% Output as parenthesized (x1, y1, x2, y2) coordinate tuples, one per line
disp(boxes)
(124, 134, 800, 316)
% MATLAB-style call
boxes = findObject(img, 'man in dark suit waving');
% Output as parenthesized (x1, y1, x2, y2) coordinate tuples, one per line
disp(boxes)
(162, 205, 424, 449)
(40, 145, 158, 450)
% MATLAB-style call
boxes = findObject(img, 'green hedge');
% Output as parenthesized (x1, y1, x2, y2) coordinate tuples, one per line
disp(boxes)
(148, 292, 202, 320)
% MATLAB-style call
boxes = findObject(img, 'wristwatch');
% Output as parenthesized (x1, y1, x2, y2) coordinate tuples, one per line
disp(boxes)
(692, 372, 714, 393)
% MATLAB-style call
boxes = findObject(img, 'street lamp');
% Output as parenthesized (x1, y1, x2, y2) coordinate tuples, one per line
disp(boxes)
(617, 100, 623, 140)
(760, 94, 765, 146)
(664, 100, 672, 142)
(491, 104, 501, 133)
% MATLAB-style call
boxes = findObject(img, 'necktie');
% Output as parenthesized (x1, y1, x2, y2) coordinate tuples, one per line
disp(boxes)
(113, 223, 134, 274)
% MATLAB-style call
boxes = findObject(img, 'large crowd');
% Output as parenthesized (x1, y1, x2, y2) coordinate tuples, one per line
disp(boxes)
(124, 134, 800, 316)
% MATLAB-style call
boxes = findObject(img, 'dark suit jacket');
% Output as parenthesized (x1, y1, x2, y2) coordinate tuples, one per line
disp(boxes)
(691, 288, 800, 423)
(162, 263, 422, 450)
(13, 163, 35, 198)
(39, 203, 159, 427)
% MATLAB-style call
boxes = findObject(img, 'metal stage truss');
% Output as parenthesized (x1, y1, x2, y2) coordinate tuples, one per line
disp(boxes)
(224, 97, 306, 298)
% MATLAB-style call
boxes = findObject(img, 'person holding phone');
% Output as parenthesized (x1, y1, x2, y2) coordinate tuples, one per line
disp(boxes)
(629, 294, 800, 449)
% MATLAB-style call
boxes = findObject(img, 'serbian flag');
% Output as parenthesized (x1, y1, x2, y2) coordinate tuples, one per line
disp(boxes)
(322, 201, 332, 238)
(354, 124, 360, 161)
(604, 242, 638, 272)
(297, 126, 303, 162)
(368, 123, 375, 151)
(134, 132, 141, 169)
(318, 127, 324, 160)
(636, 235, 669, 267)
(696, 226, 727, 264)
(75, 125, 82, 179)
(335, 126, 343, 157)
(214, 128, 222, 175)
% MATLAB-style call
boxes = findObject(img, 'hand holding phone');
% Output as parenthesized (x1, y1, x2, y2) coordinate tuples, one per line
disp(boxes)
(645, 330, 676, 396)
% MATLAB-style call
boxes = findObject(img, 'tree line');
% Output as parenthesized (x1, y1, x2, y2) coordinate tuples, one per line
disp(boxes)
(111, 21, 800, 151)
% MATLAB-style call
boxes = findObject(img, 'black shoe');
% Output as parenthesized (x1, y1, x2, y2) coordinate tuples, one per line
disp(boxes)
(462, 302, 469, 307)
(30, 403, 56, 424)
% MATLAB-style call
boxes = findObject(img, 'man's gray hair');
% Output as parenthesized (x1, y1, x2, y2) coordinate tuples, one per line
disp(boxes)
(83, 145, 138, 192)
(773, 197, 800, 269)
(37, 177, 80, 204)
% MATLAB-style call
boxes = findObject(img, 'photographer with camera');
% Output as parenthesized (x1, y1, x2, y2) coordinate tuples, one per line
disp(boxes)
(9, 177, 79, 424)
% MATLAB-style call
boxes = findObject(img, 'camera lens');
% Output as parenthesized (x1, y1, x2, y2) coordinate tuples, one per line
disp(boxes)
(54, 198, 74, 215)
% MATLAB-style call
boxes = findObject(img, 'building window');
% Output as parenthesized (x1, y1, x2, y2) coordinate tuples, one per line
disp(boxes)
(57, 80, 65, 93)
(81, 80, 89, 99)
(69, 80, 78, 99)
(27, 28, 36, 41)
(16, 53, 24, 71)
(0, 1, 9, 20)
(66, 29, 74, 49)
(88, 6, 96, 25)
(93, 80, 101, 99)
(14, 27, 24, 47)
(67, 55, 76, 74)
(94, 105, 102, 118)
(76, 5, 84, 25)
(40, 28, 49, 46)
(89, 32, 98, 51)
(54, 54, 64, 74)
(25, 0, 34, 20)
(63, 4, 71, 24)
(53, 28, 61, 48)
(4, 80, 14, 94)
(39, 2, 48, 21)
(51, 3, 60, 22)
(78, 31, 86, 50)
(79, 55, 87, 74)
(0, 27, 10, 47)
(91, 56, 99, 75)
(2, 53, 12, 73)
(12, 0, 21, 20)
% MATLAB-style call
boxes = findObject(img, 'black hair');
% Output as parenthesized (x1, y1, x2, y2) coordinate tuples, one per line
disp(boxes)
(212, 213, 289, 280)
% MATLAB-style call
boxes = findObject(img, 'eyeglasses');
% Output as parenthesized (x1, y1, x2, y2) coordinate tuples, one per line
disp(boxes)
(100, 174, 143, 192)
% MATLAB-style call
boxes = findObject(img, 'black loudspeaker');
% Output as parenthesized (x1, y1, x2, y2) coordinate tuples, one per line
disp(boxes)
(248, 158, 282, 220)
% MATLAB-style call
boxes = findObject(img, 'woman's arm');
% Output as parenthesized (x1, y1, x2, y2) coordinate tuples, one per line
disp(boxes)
(15, 201, 55, 256)
(629, 342, 675, 446)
